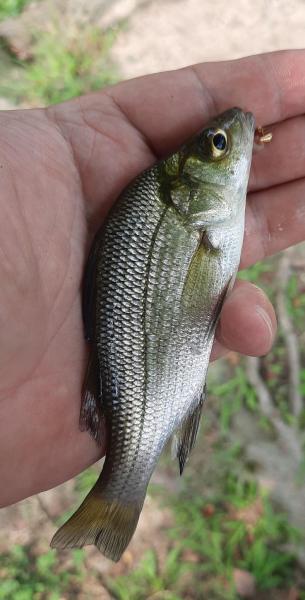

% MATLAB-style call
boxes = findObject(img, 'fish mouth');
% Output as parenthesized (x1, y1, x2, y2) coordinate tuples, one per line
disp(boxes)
(244, 111, 255, 132)
(231, 108, 255, 133)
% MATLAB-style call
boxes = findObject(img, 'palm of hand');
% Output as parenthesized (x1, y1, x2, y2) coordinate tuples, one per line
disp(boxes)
(0, 110, 94, 505)
(0, 101, 156, 505)
(1, 50, 305, 506)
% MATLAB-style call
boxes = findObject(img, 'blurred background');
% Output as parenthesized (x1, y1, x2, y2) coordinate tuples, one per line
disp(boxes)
(0, 1, 305, 598)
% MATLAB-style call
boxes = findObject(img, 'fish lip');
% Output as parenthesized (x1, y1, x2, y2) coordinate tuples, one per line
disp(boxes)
(231, 107, 255, 132)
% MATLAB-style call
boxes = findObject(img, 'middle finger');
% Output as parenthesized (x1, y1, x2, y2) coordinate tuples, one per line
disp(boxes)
(249, 114, 305, 192)
(242, 177, 305, 269)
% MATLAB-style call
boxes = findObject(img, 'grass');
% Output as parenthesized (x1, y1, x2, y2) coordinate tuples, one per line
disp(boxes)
(286, 271, 305, 334)
(0, 544, 85, 599)
(238, 259, 274, 284)
(0, 0, 33, 21)
(108, 549, 185, 600)
(109, 465, 301, 599)
(211, 365, 259, 433)
(21, 25, 118, 105)
(0, 13, 119, 105)
(239, 255, 305, 429)
(171, 483, 299, 593)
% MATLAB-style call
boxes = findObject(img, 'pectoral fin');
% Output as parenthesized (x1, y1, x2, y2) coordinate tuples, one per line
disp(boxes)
(182, 241, 233, 345)
(172, 387, 206, 475)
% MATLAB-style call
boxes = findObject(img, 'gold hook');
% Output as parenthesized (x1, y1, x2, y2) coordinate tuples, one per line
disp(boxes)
(255, 126, 273, 144)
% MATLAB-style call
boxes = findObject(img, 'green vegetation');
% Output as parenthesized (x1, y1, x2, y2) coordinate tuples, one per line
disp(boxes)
(0, 545, 85, 599)
(286, 271, 305, 333)
(212, 365, 259, 433)
(108, 549, 185, 600)
(21, 26, 118, 105)
(238, 259, 273, 284)
(109, 467, 301, 599)
(0, 12, 118, 105)
(171, 483, 299, 596)
(0, 0, 33, 21)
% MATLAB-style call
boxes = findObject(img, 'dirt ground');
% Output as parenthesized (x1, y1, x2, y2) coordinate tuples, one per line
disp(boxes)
(111, 0, 305, 78)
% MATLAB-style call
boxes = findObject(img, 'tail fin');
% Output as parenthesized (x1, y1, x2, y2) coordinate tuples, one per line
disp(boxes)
(50, 491, 141, 562)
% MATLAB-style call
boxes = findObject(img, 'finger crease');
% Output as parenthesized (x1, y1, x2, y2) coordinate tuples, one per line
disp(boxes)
(261, 54, 284, 123)
(248, 195, 270, 261)
(104, 91, 159, 160)
(189, 65, 219, 117)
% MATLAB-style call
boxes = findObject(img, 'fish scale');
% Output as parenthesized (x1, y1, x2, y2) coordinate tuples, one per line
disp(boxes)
(51, 108, 255, 561)
(96, 166, 166, 500)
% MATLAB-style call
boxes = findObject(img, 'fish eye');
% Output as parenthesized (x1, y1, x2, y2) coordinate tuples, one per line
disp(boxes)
(210, 129, 228, 159)
(213, 132, 227, 150)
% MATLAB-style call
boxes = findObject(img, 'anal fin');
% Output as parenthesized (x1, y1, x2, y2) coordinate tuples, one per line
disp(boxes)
(173, 386, 206, 475)
(80, 346, 104, 445)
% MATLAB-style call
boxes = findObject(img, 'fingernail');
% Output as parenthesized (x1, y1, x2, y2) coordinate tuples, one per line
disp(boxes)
(255, 305, 274, 344)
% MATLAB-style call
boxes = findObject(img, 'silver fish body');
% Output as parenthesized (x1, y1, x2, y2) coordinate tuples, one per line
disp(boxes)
(51, 107, 255, 561)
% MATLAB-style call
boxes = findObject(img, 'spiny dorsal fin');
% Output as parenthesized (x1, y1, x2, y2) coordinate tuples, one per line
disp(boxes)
(80, 346, 104, 445)
(173, 387, 206, 475)
(82, 231, 102, 343)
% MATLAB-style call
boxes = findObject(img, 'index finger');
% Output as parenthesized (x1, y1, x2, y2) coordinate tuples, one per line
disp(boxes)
(107, 49, 305, 156)
(52, 50, 305, 215)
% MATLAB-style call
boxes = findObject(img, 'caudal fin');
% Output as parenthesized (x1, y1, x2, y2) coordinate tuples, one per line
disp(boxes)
(50, 491, 141, 562)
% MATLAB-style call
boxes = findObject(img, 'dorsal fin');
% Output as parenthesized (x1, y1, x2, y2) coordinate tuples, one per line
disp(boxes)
(81, 229, 104, 442)
(82, 230, 102, 343)
(80, 346, 104, 445)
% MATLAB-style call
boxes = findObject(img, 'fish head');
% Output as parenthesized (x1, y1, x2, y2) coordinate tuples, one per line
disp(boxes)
(165, 108, 255, 226)
(181, 107, 255, 187)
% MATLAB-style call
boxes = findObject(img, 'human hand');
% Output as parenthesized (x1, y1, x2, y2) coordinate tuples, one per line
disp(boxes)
(1, 50, 305, 507)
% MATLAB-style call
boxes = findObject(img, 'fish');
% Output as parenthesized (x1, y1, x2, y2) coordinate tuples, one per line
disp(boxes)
(51, 107, 255, 561)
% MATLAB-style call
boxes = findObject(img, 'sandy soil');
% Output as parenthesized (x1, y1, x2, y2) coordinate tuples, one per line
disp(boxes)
(111, 0, 305, 78)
